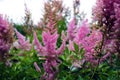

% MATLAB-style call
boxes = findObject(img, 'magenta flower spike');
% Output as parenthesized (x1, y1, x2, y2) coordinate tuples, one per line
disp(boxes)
(83, 30, 103, 65)
(33, 32, 46, 56)
(92, 0, 104, 21)
(34, 62, 41, 72)
(15, 29, 31, 51)
(34, 30, 66, 80)
(42, 31, 59, 57)
(74, 19, 90, 46)
(68, 40, 75, 51)
(93, 0, 120, 54)
(0, 14, 14, 61)
(67, 18, 76, 40)
(34, 31, 65, 57)
(0, 16, 8, 34)
(55, 31, 66, 55)
(0, 15, 10, 53)
(83, 30, 102, 52)
(67, 18, 103, 65)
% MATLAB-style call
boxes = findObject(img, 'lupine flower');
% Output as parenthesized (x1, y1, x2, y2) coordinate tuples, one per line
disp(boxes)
(0, 14, 14, 61)
(15, 29, 31, 51)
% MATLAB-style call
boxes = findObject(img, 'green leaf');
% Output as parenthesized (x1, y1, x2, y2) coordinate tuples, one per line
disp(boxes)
(74, 43, 79, 52)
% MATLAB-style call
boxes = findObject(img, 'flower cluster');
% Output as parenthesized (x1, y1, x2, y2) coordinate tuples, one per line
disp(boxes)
(67, 18, 76, 41)
(83, 30, 103, 64)
(15, 29, 31, 51)
(67, 19, 103, 65)
(34, 31, 65, 80)
(74, 19, 90, 46)
(92, 0, 104, 21)
(93, 0, 120, 58)
(0, 14, 14, 61)
(33, 1, 67, 79)
(38, 0, 64, 30)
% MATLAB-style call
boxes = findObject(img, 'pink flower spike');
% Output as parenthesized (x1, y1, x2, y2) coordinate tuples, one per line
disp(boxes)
(34, 62, 41, 72)
(61, 31, 67, 42)
(74, 19, 90, 45)
(33, 32, 46, 56)
(100, 52, 111, 62)
(42, 31, 58, 50)
(15, 29, 31, 51)
(78, 19, 90, 39)
(56, 39, 66, 55)
(15, 29, 25, 44)
(67, 18, 76, 40)
(50, 59, 58, 67)
(68, 40, 75, 51)
(42, 31, 58, 56)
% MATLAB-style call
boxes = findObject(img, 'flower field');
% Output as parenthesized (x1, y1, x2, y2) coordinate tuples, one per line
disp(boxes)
(0, 0, 120, 80)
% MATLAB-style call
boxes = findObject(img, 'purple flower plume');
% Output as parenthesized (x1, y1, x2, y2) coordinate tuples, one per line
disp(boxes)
(0, 14, 14, 61)
(33, 31, 66, 80)
(67, 18, 77, 40)
(15, 29, 31, 51)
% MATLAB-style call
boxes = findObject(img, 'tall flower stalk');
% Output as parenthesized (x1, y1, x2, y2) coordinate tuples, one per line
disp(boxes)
(34, 31, 65, 80)
(15, 29, 31, 51)
(38, 0, 64, 30)
(92, 0, 120, 63)
(0, 15, 14, 62)
(33, 1, 67, 79)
